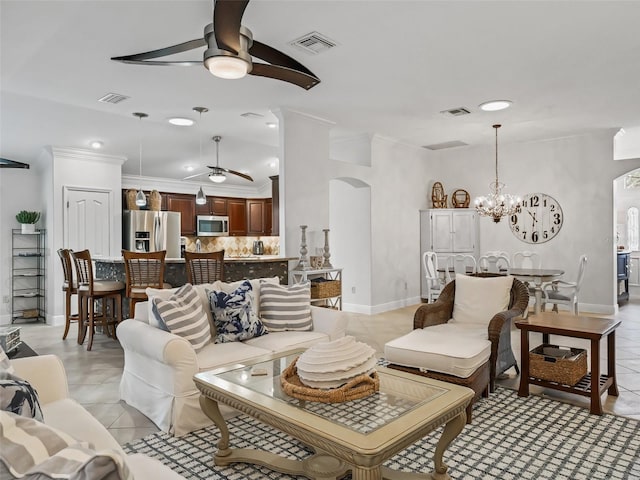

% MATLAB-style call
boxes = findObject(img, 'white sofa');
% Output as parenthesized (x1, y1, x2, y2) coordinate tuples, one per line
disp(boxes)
(11, 354, 184, 479)
(117, 280, 349, 437)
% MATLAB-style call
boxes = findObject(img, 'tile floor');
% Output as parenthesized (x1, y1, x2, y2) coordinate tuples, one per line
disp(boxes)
(13, 297, 640, 446)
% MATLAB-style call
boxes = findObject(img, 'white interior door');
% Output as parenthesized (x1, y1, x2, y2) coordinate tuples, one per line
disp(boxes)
(64, 187, 111, 255)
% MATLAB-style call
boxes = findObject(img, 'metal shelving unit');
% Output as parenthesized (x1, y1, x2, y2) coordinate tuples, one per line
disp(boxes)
(11, 229, 46, 323)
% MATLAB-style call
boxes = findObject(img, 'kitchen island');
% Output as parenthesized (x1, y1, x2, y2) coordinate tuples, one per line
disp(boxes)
(94, 255, 295, 318)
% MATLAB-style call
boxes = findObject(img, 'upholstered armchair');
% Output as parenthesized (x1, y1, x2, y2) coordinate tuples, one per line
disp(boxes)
(412, 273, 529, 392)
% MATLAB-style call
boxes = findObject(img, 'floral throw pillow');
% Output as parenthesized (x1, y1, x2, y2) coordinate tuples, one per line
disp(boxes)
(208, 280, 268, 343)
(0, 370, 43, 422)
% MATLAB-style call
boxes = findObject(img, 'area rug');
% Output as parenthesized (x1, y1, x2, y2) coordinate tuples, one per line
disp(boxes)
(124, 388, 640, 479)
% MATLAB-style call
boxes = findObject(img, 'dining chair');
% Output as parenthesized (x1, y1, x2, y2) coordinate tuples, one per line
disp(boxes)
(71, 249, 125, 351)
(478, 254, 510, 274)
(445, 254, 477, 282)
(57, 248, 79, 340)
(512, 250, 542, 318)
(484, 250, 509, 259)
(122, 250, 170, 318)
(542, 255, 588, 314)
(422, 251, 443, 303)
(185, 250, 225, 284)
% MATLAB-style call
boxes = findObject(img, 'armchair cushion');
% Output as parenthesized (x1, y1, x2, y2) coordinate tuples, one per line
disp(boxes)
(452, 274, 513, 325)
(209, 280, 268, 343)
(151, 283, 211, 352)
(384, 324, 491, 378)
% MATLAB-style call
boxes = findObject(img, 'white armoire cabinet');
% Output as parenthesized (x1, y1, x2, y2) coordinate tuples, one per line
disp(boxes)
(419, 209, 479, 301)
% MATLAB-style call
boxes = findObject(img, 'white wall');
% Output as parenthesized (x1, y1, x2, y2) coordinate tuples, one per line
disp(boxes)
(432, 130, 640, 313)
(614, 126, 640, 160)
(0, 167, 45, 324)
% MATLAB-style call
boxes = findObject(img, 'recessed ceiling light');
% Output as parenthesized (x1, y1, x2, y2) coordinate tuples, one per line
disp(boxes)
(479, 100, 512, 112)
(89, 140, 103, 149)
(266, 122, 277, 129)
(168, 117, 194, 126)
(183, 165, 195, 172)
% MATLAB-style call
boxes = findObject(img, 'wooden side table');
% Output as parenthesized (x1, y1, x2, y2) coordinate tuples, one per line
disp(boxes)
(515, 313, 620, 415)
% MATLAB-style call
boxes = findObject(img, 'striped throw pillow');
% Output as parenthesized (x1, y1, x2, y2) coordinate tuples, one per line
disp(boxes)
(0, 411, 132, 480)
(259, 282, 312, 332)
(152, 283, 211, 352)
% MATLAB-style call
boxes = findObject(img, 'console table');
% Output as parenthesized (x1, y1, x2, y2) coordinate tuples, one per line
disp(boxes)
(515, 313, 620, 415)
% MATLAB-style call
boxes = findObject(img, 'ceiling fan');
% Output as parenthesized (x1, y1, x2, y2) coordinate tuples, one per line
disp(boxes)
(183, 136, 253, 184)
(111, 0, 320, 90)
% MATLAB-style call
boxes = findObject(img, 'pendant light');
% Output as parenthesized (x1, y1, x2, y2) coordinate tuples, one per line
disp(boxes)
(474, 124, 521, 223)
(133, 112, 148, 207)
(193, 107, 209, 205)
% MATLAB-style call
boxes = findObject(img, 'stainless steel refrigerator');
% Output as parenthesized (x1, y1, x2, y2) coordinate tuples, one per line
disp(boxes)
(123, 210, 181, 258)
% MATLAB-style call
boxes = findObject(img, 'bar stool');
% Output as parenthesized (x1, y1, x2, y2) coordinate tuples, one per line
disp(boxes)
(184, 250, 225, 284)
(122, 250, 170, 318)
(71, 249, 125, 351)
(57, 248, 79, 340)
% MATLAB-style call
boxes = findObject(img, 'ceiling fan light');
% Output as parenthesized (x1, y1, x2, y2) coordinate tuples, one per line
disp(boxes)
(209, 172, 226, 183)
(205, 55, 249, 79)
(135, 189, 146, 207)
(195, 186, 207, 204)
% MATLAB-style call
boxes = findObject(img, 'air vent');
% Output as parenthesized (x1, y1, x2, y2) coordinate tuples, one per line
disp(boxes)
(440, 107, 471, 117)
(240, 112, 264, 119)
(423, 140, 469, 150)
(98, 93, 130, 104)
(289, 31, 338, 55)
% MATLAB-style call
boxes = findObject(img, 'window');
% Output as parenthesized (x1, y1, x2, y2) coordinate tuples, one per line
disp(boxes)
(628, 207, 639, 251)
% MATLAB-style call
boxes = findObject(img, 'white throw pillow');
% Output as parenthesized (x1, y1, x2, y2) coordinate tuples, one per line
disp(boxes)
(212, 276, 280, 315)
(451, 274, 514, 325)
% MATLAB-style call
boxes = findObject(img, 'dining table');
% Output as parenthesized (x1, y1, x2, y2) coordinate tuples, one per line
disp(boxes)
(509, 268, 565, 316)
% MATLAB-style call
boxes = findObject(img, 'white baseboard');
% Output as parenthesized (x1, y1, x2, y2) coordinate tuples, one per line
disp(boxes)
(0, 314, 64, 327)
(343, 296, 421, 315)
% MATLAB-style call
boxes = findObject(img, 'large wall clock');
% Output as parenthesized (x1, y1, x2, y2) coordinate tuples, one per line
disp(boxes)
(509, 193, 563, 243)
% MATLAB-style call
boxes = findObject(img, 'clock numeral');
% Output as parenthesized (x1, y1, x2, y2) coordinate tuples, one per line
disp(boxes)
(516, 206, 521, 213)
(543, 198, 547, 207)
(514, 225, 520, 233)
(551, 226, 555, 234)
(553, 213, 561, 225)
(532, 231, 539, 243)
(522, 230, 527, 240)
(550, 204, 555, 212)
(530, 195, 539, 207)
(510, 214, 518, 225)
(543, 230, 549, 239)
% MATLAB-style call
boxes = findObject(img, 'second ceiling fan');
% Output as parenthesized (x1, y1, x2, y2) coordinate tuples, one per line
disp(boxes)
(184, 136, 253, 184)
(111, 0, 320, 90)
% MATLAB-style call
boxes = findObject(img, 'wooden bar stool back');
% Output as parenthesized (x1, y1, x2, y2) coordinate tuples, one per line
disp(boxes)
(57, 248, 79, 340)
(122, 250, 169, 318)
(185, 250, 225, 284)
(71, 249, 124, 351)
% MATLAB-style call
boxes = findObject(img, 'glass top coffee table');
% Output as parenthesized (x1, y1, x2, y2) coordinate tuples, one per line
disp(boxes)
(194, 349, 473, 480)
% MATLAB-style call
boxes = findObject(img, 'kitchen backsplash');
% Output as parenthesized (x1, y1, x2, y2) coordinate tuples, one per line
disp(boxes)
(184, 236, 280, 256)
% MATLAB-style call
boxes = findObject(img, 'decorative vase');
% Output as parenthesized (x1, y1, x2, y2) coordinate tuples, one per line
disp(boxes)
(322, 229, 333, 268)
(21, 224, 36, 234)
(295, 225, 310, 270)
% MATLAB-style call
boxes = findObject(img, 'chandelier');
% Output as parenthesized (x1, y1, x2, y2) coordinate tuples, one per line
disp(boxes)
(474, 124, 521, 223)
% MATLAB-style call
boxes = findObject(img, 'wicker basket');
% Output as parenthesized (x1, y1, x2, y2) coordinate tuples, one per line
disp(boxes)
(280, 357, 379, 403)
(529, 344, 587, 386)
(310, 280, 341, 299)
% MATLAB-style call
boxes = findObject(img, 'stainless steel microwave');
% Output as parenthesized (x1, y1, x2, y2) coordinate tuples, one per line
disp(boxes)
(196, 215, 229, 236)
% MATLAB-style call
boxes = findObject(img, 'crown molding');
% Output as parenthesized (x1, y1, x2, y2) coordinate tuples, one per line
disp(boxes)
(50, 147, 127, 165)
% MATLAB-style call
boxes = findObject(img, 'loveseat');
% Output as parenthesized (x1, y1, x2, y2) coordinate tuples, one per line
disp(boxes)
(7, 354, 184, 479)
(117, 278, 348, 436)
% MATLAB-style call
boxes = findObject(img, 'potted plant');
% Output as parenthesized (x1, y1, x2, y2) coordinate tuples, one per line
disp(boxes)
(16, 210, 40, 234)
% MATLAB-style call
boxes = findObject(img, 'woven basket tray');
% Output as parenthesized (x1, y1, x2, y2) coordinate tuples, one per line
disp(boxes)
(529, 344, 587, 386)
(310, 280, 341, 299)
(280, 357, 379, 403)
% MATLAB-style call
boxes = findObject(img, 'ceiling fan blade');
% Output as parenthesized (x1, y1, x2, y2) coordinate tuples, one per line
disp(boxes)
(221, 167, 254, 182)
(250, 62, 320, 90)
(213, 0, 249, 54)
(182, 171, 209, 180)
(249, 40, 317, 78)
(111, 38, 206, 65)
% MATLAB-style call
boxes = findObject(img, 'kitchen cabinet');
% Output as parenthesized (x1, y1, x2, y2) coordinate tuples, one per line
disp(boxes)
(227, 199, 247, 236)
(265, 199, 273, 236)
(419, 209, 479, 300)
(11, 229, 46, 323)
(195, 196, 228, 216)
(246, 199, 266, 235)
(166, 194, 196, 235)
(270, 175, 280, 236)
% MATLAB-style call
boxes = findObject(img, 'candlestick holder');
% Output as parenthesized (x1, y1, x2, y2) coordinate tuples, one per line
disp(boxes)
(322, 228, 333, 268)
(295, 225, 310, 270)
